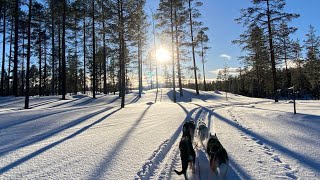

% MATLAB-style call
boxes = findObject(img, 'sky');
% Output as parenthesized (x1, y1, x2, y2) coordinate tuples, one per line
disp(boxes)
(145, 0, 320, 81)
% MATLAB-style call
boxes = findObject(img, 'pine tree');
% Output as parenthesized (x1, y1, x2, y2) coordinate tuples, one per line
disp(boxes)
(196, 29, 210, 91)
(304, 25, 320, 99)
(236, 0, 299, 102)
(275, 22, 297, 88)
(234, 25, 271, 97)
(187, 0, 201, 95)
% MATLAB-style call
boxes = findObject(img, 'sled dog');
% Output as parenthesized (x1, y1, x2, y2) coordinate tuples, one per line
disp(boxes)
(174, 121, 196, 179)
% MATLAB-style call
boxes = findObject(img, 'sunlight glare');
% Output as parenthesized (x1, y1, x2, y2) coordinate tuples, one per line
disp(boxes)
(156, 48, 170, 63)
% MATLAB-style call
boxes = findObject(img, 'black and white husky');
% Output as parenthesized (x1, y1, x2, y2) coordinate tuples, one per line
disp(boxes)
(207, 134, 229, 179)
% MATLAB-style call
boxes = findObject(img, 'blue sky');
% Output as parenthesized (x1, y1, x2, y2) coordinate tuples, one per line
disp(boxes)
(145, 0, 320, 80)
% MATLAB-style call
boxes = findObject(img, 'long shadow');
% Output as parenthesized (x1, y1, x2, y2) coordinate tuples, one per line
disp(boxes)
(228, 156, 250, 179)
(69, 95, 110, 107)
(166, 89, 224, 103)
(90, 104, 153, 179)
(0, 98, 25, 107)
(213, 112, 320, 172)
(0, 108, 121, 174)
(129, 95, 140, 104)
(240, 106, 290, 114)
(29, 99, 60, 108)
(49, 96, 87, 108)
(237, 106, 320, 134)
(0, 105, 111, 131)
(70, 98, 96, 107)
(0, 107, 112, 156)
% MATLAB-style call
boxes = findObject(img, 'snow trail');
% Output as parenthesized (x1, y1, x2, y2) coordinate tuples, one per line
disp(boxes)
(0, 89, 319, 179)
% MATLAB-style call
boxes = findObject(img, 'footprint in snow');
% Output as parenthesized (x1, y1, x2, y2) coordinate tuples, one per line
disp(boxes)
(283, 164, 292, 170)
(256, 140, 263, 145)
(263, 145, 269, 150)
(272, 155, 282, 163)
(286, 172, 297, 179)
(264, 151, 273, 156)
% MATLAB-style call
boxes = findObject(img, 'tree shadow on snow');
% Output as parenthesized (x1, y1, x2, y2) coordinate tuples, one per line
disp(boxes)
(166, 89, 223, 103)
(0, 105, 112, 132)
(213, 112, 320, 173)
(0, 108, 120, 174)
(0, 107, 113, 157)
(89, 104, 154, 179)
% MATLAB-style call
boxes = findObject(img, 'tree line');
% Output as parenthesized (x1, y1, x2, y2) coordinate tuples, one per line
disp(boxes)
(195, 0, 320, 100)
(0, 0, 150, 108)
(0, 0, 212, 107)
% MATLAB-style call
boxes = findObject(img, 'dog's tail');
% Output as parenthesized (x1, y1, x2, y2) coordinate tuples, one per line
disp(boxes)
(174, 169, 186, 175)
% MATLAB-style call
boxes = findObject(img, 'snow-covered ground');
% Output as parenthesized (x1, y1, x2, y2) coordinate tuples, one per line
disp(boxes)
(0, 89, 319, 179)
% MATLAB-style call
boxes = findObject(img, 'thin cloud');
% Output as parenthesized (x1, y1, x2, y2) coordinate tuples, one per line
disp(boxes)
(220, 54, 232, 60)
(209, 67, 240, 76)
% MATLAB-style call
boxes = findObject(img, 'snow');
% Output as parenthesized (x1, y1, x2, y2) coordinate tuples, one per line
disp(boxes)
(0, 89, 319, 179)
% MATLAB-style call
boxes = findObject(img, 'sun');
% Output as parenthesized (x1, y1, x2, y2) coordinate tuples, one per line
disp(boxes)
(156, 48, 170, 63)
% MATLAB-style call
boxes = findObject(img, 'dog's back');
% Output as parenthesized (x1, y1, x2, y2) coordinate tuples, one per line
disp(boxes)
(206, 134, 222, 159)
(198, 121, 208, 142)
(174, 136, 195, 177)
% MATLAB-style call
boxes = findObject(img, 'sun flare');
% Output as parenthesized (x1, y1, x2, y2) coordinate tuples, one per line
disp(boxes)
(156, 48, 170, 63)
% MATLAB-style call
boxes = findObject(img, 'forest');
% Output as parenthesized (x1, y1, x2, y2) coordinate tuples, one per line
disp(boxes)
(0, 0, 319, 110)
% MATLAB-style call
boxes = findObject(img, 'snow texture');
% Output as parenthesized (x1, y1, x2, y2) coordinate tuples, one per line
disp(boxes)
(0, 89, 319, 179)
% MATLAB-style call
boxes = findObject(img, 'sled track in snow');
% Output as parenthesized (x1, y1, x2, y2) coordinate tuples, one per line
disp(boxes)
(135, 107, 203, 179)
(136, 106, 216, 179)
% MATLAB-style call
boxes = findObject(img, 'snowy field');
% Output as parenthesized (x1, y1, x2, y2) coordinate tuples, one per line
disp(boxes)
(0, 89, 319, 179)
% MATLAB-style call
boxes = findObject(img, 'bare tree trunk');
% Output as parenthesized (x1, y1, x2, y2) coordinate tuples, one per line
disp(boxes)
(51, 2, 55, 95)
(20, 31, 25, 96)
(74, 19, 78, 95)
(151, 10, 158, 93)
(44, 37, 48, 96)
(102, 8, 107, 95)
(92, 0, 96, 98)
(83, 16, 86, 94)
(39, 33, 42, 96)
(266, 0, 278, 102)
(119, 0, 125, 108)
(201, 40, 207, 91)
(25, 0, 32, 109)
(58, 23, 61, 95)
(8, 17, 13, 96)
(170, 0, 176, 103)
(174, 7, 183, 97)
(1, 10, 6, 96)
(62, 0, 66, 100)
(188, 0, 199, 95)
(138, 27, 142, 97)
(13, 0, 19, 96)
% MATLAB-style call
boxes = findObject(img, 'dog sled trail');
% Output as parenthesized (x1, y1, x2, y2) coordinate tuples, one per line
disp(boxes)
(174, 107, 218, 180)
